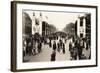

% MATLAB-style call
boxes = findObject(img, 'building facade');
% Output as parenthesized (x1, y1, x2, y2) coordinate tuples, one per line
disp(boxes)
(32, 12, 42, 35)
(22, 12, 32, 39)
(75, 13, 91, 46)
(77, 15, 86, 38)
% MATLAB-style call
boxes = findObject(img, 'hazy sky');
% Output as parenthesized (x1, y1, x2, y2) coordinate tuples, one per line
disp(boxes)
(24, 11, 85, 31)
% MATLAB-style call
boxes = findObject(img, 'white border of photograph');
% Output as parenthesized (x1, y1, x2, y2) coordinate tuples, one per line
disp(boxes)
(16, 3, 96, 70)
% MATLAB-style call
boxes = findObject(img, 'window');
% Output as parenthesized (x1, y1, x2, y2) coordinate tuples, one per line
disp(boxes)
(80, 18, 83, 26)
(35, 18, 39, 25)
(80, 33, 83, 38)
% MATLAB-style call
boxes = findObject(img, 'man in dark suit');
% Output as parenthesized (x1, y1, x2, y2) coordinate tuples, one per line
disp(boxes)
(51, 51, 56, 61)
(62, 43, 65, 54)
(53, 41, 56, 51)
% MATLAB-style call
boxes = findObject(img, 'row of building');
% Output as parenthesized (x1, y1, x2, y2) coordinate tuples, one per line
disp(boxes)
(22, 12, 57, 40)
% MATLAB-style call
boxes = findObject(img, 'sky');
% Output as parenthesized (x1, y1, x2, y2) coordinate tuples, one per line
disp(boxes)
(23, 11, 85, 31)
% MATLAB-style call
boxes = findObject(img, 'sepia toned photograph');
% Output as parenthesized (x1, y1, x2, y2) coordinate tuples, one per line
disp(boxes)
(22, 11, 91, 62)
(11, 1, 97, 72)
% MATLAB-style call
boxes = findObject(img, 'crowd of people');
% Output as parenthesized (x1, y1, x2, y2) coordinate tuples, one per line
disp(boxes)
(23, 34, 91, 62)
(68, 36, 91, 60)
(50, 39, 66, 61)
(23, 37, 42, 57)
(50, 35, 91, 61)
